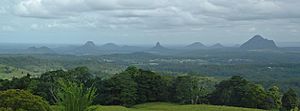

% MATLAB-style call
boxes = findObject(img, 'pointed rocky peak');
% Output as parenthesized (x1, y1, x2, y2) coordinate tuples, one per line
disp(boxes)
(153, 42, 164, 48)
(155, 42, 162, 47)
(240, 35, 278, 49)
(151, 42, 167, 51)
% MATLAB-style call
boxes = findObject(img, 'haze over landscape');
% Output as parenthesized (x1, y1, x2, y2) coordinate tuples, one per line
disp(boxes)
(2, 1, 300, 111)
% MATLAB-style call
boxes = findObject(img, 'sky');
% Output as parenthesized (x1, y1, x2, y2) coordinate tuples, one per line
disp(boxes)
(0, 0, 300, 46)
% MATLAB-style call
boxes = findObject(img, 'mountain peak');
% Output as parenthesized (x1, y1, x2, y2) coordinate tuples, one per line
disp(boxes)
(251, 35, 264, 40)
(84, 41, 96, 48)
(151, 42, 167, 51)
(240, 35, 278, 49)
(101, 43, 120, 49)
(154, 42, 164, 48)
(187, 42, 206, 48)
(211, 43, 224, 49)
(156, 42, 162, 47)
(185, 42, 207, 49)
(254, 34, 263, 38)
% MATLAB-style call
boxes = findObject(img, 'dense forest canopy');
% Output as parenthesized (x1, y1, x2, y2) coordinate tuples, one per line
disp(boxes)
(0, 66, 299, 111)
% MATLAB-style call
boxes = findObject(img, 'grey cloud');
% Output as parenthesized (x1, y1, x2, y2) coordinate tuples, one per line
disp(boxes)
(11, 0, 300, 31)
(14, 0, 300, 20)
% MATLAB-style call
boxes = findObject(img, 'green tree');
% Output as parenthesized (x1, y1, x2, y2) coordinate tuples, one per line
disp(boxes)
(34, 70, 66, 104)
(98, 72, 137, 107)
(125, 66, 139, 76)
(55, 80, 96, 111)
(33, 67, 93, 104)
(267, 86, 282, 109)
(240, 84, 271, 109)
(173, 76, 196, 104)
(134, 70, 167, 103)
(0, 89, 51, 111)
(174, 76, 216, 104)
(67, 67, 93, 86)
(209, 76, 272, 109)
(209, 76, 249, 106)
(9, 74, 31, 89)
(281, 88, 298, 111)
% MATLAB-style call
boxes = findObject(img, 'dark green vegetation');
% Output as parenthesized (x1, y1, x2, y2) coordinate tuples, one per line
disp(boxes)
(281, 89, 299, 111)
(1, 49, 300, 95)
(1, 47, 300, 110)
(0, 66, 299, 111)
(55, 80, 96, 111)
(0, 89, 51, 111)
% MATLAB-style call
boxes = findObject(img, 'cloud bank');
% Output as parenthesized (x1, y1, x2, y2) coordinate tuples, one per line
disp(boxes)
(0, 0, 300, 44)
(13, 0, 300, 30)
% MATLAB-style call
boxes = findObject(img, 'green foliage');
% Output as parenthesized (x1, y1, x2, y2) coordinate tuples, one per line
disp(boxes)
(281, 88, 299, 111)
(30, 67, 94, 104)
(55, 80, 96, 111)
(267, 86, 282, 109)
(0, 107, 13, 111)
(134, 69, 168, 103)
(209, 76, 276, 109)
(0, 89, 51, 111)
(98, 72, 137, 107)
(173, 76, 214, 104)
(96, 67, 173, 106)
(209, 76, 249, 106)
(1, 65, 297, 111)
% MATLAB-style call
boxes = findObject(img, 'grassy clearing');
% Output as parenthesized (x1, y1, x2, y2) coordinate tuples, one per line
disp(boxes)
(87, 102, 266, 111)
(0, 64, 37, 79)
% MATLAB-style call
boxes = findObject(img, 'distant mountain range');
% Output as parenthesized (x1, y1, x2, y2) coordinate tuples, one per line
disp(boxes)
(101, 43, 120, 50)
(26, 46, 55, 54)
(186, 42, 207, 49)
(0, 35, 292, 55)
(240, 35, 278, 50)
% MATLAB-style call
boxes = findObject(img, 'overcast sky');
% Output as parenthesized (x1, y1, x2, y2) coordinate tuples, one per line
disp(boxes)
(0, 0, 300, 45)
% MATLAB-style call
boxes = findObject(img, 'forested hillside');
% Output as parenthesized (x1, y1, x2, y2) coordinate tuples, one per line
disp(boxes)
(0, 67, 299, 111)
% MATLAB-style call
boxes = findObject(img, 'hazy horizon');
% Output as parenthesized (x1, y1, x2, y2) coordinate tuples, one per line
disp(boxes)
(1, 0, 300, 45)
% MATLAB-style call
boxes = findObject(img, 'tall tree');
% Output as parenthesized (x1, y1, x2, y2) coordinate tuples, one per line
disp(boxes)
(267, 86, 282, 109)
(209, 76, 249, 106)
(134, 70, 166, 103)
(98, 72, 137, 107)
(209, 76, 273, 109)
(281, 88, 299, 111)
(173, 76, 207, 104)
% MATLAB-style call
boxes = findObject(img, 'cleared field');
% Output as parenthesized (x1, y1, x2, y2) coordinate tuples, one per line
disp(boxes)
(0, 64, 37, 79)
(88, 102, 266, 111)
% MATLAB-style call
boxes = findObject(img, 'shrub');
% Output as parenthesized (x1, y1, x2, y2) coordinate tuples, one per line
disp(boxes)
(55, 80, 96, 111)
(0, 89, 51, 111)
